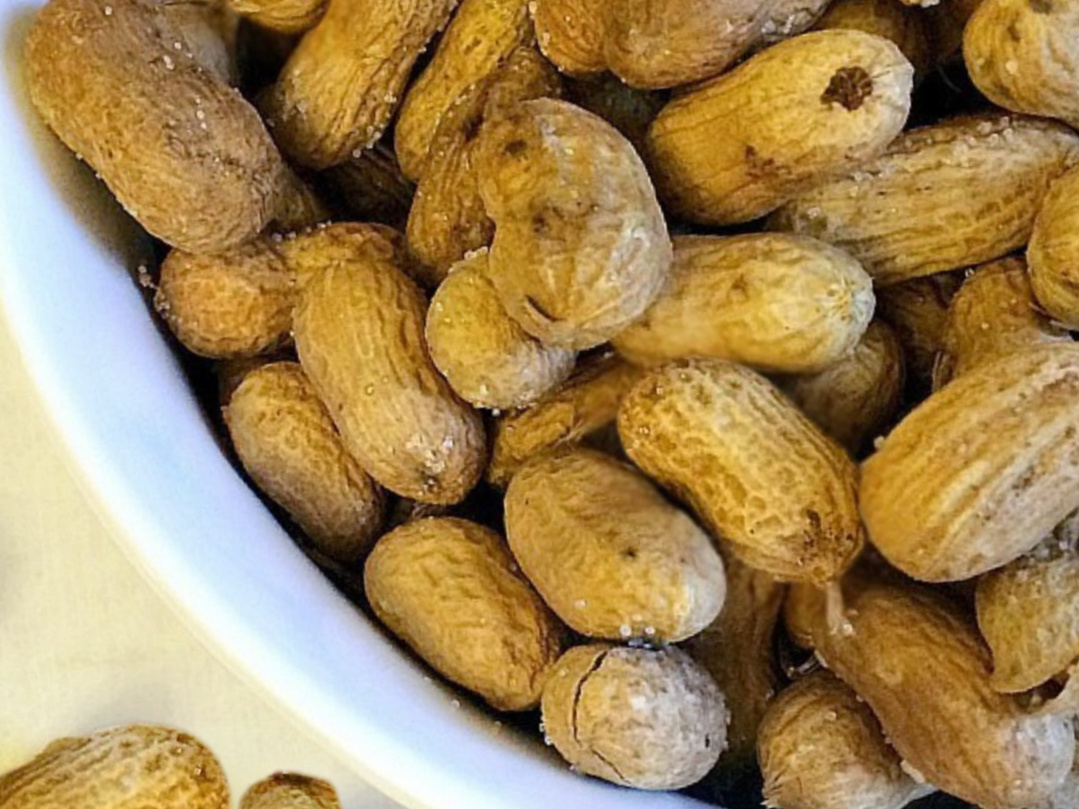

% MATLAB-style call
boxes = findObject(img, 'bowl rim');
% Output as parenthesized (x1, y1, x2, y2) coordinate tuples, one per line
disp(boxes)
(0, 8, 717, 809)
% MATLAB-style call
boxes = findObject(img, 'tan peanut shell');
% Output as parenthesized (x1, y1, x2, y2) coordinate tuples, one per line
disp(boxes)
(618, 360, 863, 586)
(861, 344, 1079, 582)
(602, 0, 771, 89)
(407, 46, 561, 284)
(809, 579, 1076, 809)
(264, 0, 459, 168)
(977, 524, 1079, 694)
(25, 0, 286, 254)
(771, 115, 1079, 286)
(647, 30, 913, 226)
(684, 552, 784, 770)
(477, 98, 671, 350)
(292, 227, 485, 504)
(364, 517, 563, 711)
(876, 272, 963, 392)
(758, 671, 931, 809)
(425, 250, 575, 410)
(487, 353, 642, 488)
(782, 581, 822, 649)
(0, 725, 228, 809)
(505, 447, 726, 642)
(394, 0, 533, 181)
(273, 169, 332, 232)
(780, 320, 905, 457)
(613, 234, 875, 374)
(540, 644, 728, 789)
(240, 773, 340, 809)
(156, 237, 293, 359)
(757, 0, 832, 46)
(563, 74, 665, 153)
(934, 257, 1069, 388)
(227, 0, 324, 34)
(320, 144, 415, 229)
(159, 0, 239, 85)
(965, 0, 1079, 129)
(530, 0, 606, 75)
(1030, 168, 1079, 329)
(814, 0, 931, 76)
(224, 362, 385, 563)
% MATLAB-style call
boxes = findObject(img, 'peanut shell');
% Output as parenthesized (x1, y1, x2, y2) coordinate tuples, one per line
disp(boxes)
(815, 0, 931, 76)
(529, 0, 606, 75)
(505, 447, 726, 642)
(425, 250, 575, 410)
(618, 359, 863, 586)
(876, 272, 963, 392)
(227, 0, 324, 34)
(240, 773, 340, 809)
(1030, 167, 1079, 329)
(613, 234, 875, 374)
(364, 517, 563, 711)
(477, 98, 671, 350)
(771, 114, 1079, 286)
(647, 29, 913, 225)
(861, 344, 1079, 582)
(540, 644, 728, 789)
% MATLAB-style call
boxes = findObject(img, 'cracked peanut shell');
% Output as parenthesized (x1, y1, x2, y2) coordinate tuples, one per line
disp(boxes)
(540, 644, 728, 789)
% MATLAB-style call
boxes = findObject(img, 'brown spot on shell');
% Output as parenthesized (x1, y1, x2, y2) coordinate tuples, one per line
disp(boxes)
(821, 67, 874, 111)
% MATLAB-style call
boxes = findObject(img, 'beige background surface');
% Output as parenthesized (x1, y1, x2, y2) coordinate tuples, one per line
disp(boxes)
(0, 310, 403, 808)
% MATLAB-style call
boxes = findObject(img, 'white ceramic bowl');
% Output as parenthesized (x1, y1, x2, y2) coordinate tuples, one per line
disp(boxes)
(0, 6, 716, 809)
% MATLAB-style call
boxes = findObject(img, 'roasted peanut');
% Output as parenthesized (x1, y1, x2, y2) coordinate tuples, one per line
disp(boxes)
(292, 225, 486, 504)
(25, 0, 288, 253)
(240, 773, 340, 809)
(619, 360, 863, 586)
(1030, 167, 1079, 329)
(965, 0, 1079, 129)
(224, 362, 385, 563)
(779, 320, 905, 457)
(541, 644, 728, 789)
(685, 552, 785, 772)
(934, 257, 1069, 388)
(364, 517, 563, 711)
(861, 344, 1079, 582)
(487, 353, 642, 488)
(647, 30, 913, 225)
(505, 447, 726, 642)
(264, 0, 460, 168)
(425, 250, 575, 410)
(0, 725, 227, 809)
(477, 98, 671, 350)
(529, 0, 605, 76)
(809, 579, 1076, 809)
(771, 115, 1079, 286)
(613, 234, 875, 374)
(815, 0, 931, 77)
(758, 671, 932, 809)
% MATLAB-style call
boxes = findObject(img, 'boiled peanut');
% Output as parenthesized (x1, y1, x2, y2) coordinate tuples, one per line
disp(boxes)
(618, 359, 863, 586)
(815, 0, 931, 76)
(226, 0, 325, 34)
(529, 0, 606, 76)
(771, 114, 1079, 286)
(861, 344, 1079, 582)
(541, 644, 728, 789)
(505, 447, 726, 642)
(477, 98, 670, 350)
(613, 234, 875, 374)
(364, 517, 563, 711)
(1030, 167, 1079, 329)
(647, 30, 912, 225)
(240, 773, 339, 809)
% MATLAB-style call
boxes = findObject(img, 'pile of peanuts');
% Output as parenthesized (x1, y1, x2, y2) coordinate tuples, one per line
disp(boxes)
(22, 0, 1079, 805)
